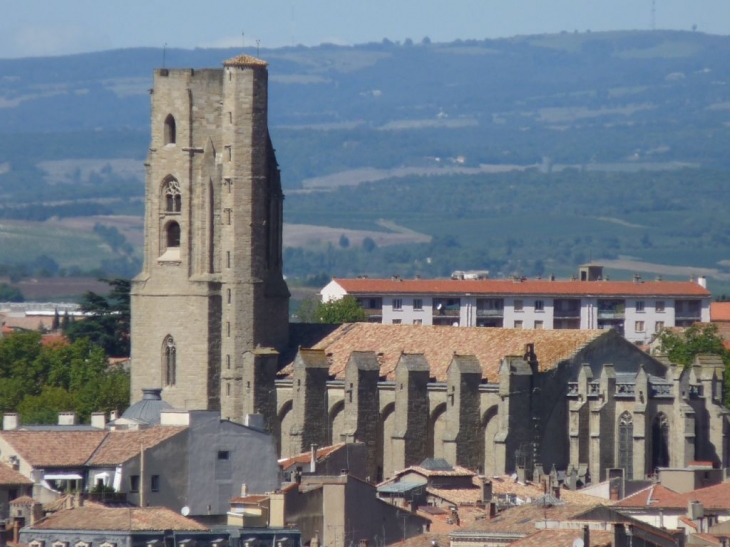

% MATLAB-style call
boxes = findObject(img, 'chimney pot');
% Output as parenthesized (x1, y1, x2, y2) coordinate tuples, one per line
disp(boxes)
(58, 412, 78, 426)
(3, 412, 18, 431)
(91, 412, 107, 429)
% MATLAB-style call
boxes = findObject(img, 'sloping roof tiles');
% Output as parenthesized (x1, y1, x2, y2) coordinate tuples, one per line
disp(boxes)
(87, 427, 186, 466)
(0, 430, 109, 468)
(451, 502, 595, 535)
(278, 442, 347, 470)
(332, 278, 710, 297)
(29, 505, 209, 531)
(223, 54, 268, 67)
(710, 302, 730, 322)
(0, 462, 33, 485)
(614, 484, 687, 509)
(281, 323, 608, 381)
(507, 529, 613, 547)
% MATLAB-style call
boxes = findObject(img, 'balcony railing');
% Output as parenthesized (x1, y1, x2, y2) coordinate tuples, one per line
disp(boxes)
(554, 309, 580, 318)
(363, 308, 382, 317)
(476, 309, 504, 317)
(597, 311, 625, 319)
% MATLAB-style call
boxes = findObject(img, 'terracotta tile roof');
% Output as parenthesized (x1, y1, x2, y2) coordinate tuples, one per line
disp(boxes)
(9, 496, 35, 505)
(452, 502, 595, 535)
(332, 278, 710, 297)
(278, 442, 347, 469)
(614, 484, 687, 509)
(0, 430, 109, 467)
(691, 533, 724, 546)
(230, 494, 269, 504)
(488, 476, 613, 506)
(508, 528, 613, 547)
(426, 486, 481, 505)
(680, 516, 699, 530)
(281, 323, 607, 382)
(30, 505, 209, 531)
(0, 462, 33, 485)
(686, 480, 730, 510)
(86, 426, 186, 466)
(223, 54, 268, 67)
(710, 302, 730, 322)
(390, 532, 449, 547)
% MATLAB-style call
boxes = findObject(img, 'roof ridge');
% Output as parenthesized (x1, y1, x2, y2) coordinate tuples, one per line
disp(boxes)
(84, 431, 112, 465)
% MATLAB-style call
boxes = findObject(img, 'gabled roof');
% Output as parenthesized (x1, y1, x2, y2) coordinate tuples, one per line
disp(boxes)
(614, 484, 687, 509)
(9, 495, 35, 505)
(0, 430, 109, 468)
(331, 277, 710, 297)
(488, 476, 613, 506)
(281, 323, 609, 381)
(0, 426, 187, 469)
(28, 505, 209, 531)
(87, 427, 186, 466)
(450, 502, 595, 535)
(0, 462, 33, 485)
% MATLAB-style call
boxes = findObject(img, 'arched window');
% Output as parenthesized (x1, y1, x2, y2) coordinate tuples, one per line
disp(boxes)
(618, 411, 634, 478)
(163, 178, 182, 213)
(163, 336, 176, 386)
(651, 412, 670, 471)
(164, 114, 176, 145)
(166, 221, 180, 248)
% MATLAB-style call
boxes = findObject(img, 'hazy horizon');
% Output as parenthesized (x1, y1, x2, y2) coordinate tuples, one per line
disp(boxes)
(2, 0, 730, 60)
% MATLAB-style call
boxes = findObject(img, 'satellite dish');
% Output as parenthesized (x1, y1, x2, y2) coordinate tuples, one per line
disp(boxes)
(181, 506, 190, 516)
(572, 538, 584, 547)
(437, 303, 443, 310)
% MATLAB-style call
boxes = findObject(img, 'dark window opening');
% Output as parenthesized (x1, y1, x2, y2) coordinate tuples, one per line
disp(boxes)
(164, 114, 176, 145)
(151, 475, 160, 492)
(166, 222, 181, 248)
(218, 450, 230, 460)
(164, 336, 176, 386)
(130, 475, 140, 493)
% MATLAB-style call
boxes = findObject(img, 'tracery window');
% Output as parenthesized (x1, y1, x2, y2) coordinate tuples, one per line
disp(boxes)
(163, 178, 182, 213)
(618, 411, 634, 478)
(163, 335, 176, 386)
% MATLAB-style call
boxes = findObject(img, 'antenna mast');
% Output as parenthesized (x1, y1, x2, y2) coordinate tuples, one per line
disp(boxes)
(651, 0, 656, 31)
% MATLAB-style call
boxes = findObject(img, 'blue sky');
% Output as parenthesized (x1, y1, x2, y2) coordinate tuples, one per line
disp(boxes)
(2, 0, 729, 58)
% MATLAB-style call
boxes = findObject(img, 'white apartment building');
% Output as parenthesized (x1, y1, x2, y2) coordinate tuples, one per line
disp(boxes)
(320, 265, 711, 343)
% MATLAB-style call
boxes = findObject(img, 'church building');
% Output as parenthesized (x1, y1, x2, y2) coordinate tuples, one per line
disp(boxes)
(129, 56, 729, 486)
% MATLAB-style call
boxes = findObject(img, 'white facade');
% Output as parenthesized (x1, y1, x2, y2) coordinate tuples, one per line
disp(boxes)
(320, 277, 712, 344)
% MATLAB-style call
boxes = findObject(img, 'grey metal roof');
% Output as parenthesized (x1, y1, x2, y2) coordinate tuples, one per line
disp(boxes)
(419, 458, 453, 471)
(377, 481, 424, 494)
(120, 388, 172, 425)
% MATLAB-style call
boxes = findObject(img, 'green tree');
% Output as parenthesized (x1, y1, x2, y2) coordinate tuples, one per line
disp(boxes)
(0, 283, 24, 302)
(67, 278, 130, 356)
(658, 323, 730, 407)
(316, 296, 368, 324)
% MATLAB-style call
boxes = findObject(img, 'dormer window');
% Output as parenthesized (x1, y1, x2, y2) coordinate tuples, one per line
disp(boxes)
(164, 114, 176, 145)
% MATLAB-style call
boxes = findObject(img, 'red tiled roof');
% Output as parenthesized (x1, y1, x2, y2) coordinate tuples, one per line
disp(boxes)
(87, 427, 186, 466)
(332, 278, 710, 297)
(710, 302, 730, 322)
(453, 502, 596, 534)
(507, 529, 613, 547)
(9, 496, 35, 505)
(0, 462, 33, 485)
(687, 480, 730, 510)
(389, 533, 449, 547)
(223, 54, 268, 67)
(691, 533, 723, 546)
(0, 430, 109, 468)
(230, 495, 269, 504)
(281, 323, 609, 382)
(614, 484, 687, 509)
(29, 505, 209, 531)
(278, 442, 347, 469)
(487, 476, 612, 506)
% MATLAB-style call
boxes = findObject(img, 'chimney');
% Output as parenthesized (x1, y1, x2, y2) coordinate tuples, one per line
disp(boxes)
(241, 483, 248, 497)
(488, 501, 497, 519)
(549, 274, 555, 281)
(552, 485, 561, 499)
(633, 273, 641, 284)
(58, 412, 78, 426)
(30, 502, 43, 525)
(478, 476, 492, 503)
(110, 410, 118, 421)
(698, 276, 707, 289)
(310, 444, 317, 473)
(91, 412, 107, 429)
(3, 412, 18, 431)
(583, 525, 590, 547)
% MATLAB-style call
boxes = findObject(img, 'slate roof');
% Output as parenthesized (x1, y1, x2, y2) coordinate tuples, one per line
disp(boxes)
(29, 505, 209, 531)
(0, 462, 33, 485)
(0, 430, 109, 468)
(87, 427, 186, 466)
(223, 54, 268, 67)
(507, 529, 613, 547)
(331, 278, 710, 297)
(281, 323, 608, 381)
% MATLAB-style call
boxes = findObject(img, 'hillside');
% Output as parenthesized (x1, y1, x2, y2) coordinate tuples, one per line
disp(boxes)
(1, 30, 729, 294)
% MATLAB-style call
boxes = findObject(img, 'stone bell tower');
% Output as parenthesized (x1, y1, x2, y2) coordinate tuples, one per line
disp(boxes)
(130, 55, 290, 418)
